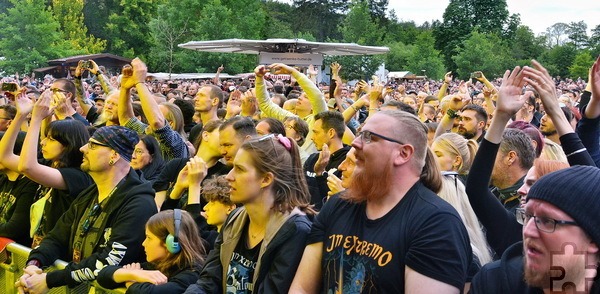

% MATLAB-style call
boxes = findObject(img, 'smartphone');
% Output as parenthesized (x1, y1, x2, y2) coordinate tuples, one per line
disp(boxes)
(1, 82, 17, 92)
(470, 72, 482, 84)
(81, 60, 91, 69)
(169, 83, 178, 89)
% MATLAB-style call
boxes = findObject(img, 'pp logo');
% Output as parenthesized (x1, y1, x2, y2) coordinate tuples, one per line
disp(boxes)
(550, 242, 597, 293)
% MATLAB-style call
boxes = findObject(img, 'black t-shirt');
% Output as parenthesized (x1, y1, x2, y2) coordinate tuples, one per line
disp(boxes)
(309, 181, 472, 292)
(34, 167, 93, 239)
(0, 174, 37, 244)
(226, 223, 261, 294)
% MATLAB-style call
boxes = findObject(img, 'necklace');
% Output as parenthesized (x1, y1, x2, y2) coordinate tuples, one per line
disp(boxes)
(249, 224, 265, 239)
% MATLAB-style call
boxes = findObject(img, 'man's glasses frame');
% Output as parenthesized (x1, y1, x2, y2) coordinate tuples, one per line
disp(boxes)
(515, 208, 578, 233)
(357, 130, 404, 145)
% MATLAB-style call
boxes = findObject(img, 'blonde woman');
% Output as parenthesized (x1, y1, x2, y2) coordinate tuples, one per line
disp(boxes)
(431, 132, 478, 182)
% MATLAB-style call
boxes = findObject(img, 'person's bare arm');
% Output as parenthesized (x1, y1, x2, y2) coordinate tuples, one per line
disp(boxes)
(485, 67, 527, 144)
(18, 91, 69, 190)
(289, 242, 323, 294)
(404, 266, 459, 294)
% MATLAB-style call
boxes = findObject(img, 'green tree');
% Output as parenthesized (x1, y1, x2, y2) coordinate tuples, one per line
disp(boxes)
(538, 43, 577, 77)
(434, 0, 513, 70)
(263, 0, 295, 38)
(590, 24, 600, 57)
(510, 25, 546, 64)
(405, 31, 445, 79)
(52, 0, 106, 54)
(292, 0, 348, 41)
(569, 51, 594, 79)
(544, 22, 569, 47)
(105, 0, 158, 58)
(0, 0, 76, 73)
(333, 0, 385, 80)
(566, 21, 589, 49)
(452, 31, 513, 79)
(384, 41, 413, 71)
(82, 0, 118, 43)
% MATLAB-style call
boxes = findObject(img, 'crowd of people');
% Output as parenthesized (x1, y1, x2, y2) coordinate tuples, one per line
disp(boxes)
(0, 54, 599, 293)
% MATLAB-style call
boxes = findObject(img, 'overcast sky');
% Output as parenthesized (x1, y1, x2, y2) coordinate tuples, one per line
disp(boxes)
(388, 0, 599, 35)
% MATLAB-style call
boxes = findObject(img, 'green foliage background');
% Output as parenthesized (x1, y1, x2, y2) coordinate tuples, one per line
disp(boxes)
(0, 0, 598, 80)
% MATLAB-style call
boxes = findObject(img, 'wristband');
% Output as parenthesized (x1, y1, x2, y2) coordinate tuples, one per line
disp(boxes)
(26, 259, 41, 268)
(351, 104, 359, 112)
(446, 109, 459, 119)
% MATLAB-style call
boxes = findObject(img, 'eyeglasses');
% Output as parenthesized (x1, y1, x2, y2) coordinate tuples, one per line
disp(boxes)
(80, 203, 101, 237)
(515, 208, 578, 233)
(0, 117, 11, 120)
(356, 130, 404, 145)
(134, 148, 147, 156)
(87, 140, 111, 150)
(50, 88, 69, 94)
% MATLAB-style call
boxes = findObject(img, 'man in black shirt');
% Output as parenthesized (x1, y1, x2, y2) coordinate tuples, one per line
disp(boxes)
(303, 111, 349, 210)
(291, 110, 471, 293)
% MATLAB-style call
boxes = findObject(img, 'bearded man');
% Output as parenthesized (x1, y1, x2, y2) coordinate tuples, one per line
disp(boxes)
(289, 110, 472, 293)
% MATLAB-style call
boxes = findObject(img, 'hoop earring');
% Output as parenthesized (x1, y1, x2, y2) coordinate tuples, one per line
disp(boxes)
(109, 159, 114, 166)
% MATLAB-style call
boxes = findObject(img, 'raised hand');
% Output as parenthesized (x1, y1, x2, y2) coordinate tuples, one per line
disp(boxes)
(314, 144, 331, 176)
(254, 65, 268, 78)
(31, 90, 55, 120)
(522, 60, 559, 112)
(270, 63, 295, 75)
(187, 156, 208, 186)
(444, 72, 453, 84)
(121, 58, 147, 90)
(88, 59, 101, 75)
(15, 91, 35, 116)
(591, 55, 600, 102)
(496, 66, 526, 117)
(327, 173, 344, 197)
(330, 62, 341, 78)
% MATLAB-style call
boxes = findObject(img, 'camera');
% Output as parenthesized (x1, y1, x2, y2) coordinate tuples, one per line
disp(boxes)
(470, 72, 482, 84)
(1, 82, 18, 92)
(81, 60, 91, 69)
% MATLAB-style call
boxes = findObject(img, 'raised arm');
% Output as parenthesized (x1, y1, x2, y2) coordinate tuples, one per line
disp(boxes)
(89, 60, 116, 94)
(73, 61, 93, 116)
(437, 72, 452, 100)
(254, 65, 296, 121)
(465, 66, 527, 255)
(130, 59, 167, 131)
(523, 60, 594, 166)
(212, 65, 224, 86)
(0, 92, 31, 172)
(270, 63, 327, 115)
(18, 91, 69, 190)
(118, 65, 137, 126)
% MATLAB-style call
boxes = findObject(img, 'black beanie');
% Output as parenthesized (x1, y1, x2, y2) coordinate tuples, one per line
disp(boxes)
(527, 165, 600, 245)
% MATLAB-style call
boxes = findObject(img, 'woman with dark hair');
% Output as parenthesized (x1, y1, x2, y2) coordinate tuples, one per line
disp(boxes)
(255, 117, 285, 136)
(0, 90, 92, 247)
(98, 209, 206, 293)
(185, 134, 314, 293)
(131, 135, 165, 182)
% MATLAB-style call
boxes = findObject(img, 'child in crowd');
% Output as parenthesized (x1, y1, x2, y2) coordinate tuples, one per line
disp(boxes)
(97, 209, 205, 293)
